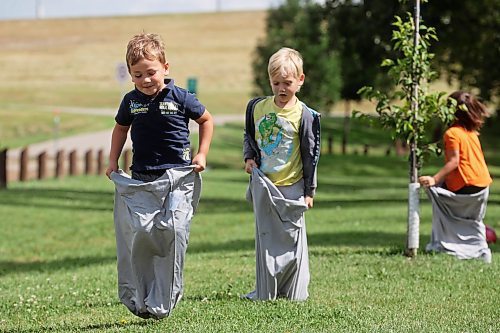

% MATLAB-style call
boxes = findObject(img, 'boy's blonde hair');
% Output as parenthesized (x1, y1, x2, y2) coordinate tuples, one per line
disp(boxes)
(126, 33, 166, 70)
(268, 47, 304, 79)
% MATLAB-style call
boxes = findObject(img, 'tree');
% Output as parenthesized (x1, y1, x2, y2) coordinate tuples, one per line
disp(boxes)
(322, 0, 499, 108)
(252, 0, 342, 113)
(324, 0, 409, 153)
(325, 0, 405, 100)
(422, 0, 500, 103)
(357, 0, 455, 256)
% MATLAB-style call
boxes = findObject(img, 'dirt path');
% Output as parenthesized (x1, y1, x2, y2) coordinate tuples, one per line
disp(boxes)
(9, 112, 244, 156)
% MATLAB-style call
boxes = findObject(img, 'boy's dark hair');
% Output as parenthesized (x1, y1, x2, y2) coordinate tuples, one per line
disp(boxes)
(449, 91, 488, 131)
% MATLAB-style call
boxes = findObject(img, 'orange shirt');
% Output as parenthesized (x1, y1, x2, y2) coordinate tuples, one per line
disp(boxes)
(444, 125, 492, 192)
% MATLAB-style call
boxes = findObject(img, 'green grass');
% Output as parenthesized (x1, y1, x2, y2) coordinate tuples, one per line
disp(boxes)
(1, 122, 499, 333)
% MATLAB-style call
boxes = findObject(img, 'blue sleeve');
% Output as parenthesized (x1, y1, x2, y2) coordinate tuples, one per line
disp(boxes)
(115, 97, 132, 126)
(184, 92, 206, 120)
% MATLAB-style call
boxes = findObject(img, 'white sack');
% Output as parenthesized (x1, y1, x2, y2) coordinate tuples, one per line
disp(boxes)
(245, 168, 310, 301)
(425, 186, 491, 263)
(111, 167, 201, 318)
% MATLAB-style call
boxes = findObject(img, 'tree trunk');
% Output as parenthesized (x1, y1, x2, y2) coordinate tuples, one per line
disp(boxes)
(342, 100, 351, 155)
(406, 0, 421, 257)
(0, 149, 7, 189)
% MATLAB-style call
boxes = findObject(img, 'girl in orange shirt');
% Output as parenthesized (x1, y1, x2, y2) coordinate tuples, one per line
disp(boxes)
(420, 91, 493, 262)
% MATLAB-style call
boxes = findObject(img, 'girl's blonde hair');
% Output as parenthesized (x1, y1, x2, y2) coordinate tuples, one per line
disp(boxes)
(126, 33, 166, 70)
(268, 47, 304, 79)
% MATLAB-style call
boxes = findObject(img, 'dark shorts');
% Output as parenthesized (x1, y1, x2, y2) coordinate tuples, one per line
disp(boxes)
(454, 185, 486, 195)
(132, 169, 167, 182)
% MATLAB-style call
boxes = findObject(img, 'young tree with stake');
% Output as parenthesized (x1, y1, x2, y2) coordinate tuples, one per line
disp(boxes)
(357, 0, 455, 257)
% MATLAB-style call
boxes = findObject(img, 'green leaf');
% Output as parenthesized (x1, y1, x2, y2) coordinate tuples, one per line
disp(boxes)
(381, 59, 394, 67)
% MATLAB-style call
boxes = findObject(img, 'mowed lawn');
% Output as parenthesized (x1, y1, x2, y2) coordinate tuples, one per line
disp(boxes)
(0, 122, 499, 333)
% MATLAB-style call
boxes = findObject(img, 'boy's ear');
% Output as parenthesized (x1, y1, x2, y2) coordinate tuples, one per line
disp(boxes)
(298, 73, 305, 90)
(164, 62, 170, 75)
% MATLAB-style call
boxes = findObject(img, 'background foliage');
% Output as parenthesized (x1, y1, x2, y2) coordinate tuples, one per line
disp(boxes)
(423, 0, 500, 102)
(258, 0, 500, 111)
(358, 12, 455, 173)
(252, 0, 342, 112)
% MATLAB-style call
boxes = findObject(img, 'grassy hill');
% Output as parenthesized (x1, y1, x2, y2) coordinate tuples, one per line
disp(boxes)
(0, 11, 268, 148)
(0, 11, 266, 112)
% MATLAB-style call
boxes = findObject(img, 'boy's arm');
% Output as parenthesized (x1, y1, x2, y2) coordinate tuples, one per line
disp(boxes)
(243, 98, 264, 170)
(105, 123, 130, 179)
(300, 108, 321, 198)
(305, 196, 314, 209)
(245, 159, 258, 174)
(192, 109, 214, 172)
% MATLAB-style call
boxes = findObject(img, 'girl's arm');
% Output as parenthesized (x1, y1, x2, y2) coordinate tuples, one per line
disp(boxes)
(419, 149, 459, 187)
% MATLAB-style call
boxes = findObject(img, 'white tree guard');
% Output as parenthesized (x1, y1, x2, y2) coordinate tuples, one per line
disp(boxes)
(407, 182, 421, 249)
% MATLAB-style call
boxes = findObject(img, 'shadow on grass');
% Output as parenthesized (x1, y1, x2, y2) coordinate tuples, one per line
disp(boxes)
(196, 197, 252, 214)
(3, 186, 498, 215)
(314, 198, 409, 209)
(2, 235, 496, 278)
(197, 195, 500, 215)
(0, 188, 113, 211)
(197, 196, 425, 215)
(0, 255, 116, 277)
(189, 230, 498, 256)
(315, 197, 500, 208)
(78, 320, 153, 332)
(3, 178, 497, 215)
(316, 179, 408, 192)
(188, 231, 416, 255)
(4, 320, 152, 333)
(204, 172, 249, 183)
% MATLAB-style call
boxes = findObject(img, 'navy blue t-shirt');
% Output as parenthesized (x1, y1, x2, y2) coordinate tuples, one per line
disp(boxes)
(115, 79, 206, 171)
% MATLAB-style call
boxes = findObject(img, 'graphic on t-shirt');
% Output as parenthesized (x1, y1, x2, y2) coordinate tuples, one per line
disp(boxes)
(159, 101, 183, 115)
(182, 147, 191, 161)
(256, 113, 294, 172)
(258, 113, 282, 153)
(129, 100, 149, 114)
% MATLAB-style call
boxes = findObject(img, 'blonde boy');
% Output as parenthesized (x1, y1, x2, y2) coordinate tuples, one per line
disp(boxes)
(243, 47, 321, 300)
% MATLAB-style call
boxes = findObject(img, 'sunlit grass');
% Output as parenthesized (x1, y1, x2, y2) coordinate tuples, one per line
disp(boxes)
(1, 122, 499, 332)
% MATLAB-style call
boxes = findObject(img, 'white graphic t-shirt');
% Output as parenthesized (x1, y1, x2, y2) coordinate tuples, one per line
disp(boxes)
(253, 97, 303, 186)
